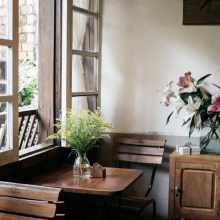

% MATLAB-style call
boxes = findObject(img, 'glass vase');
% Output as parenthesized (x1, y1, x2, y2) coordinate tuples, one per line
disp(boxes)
(200, 119, 220, 153)
(73, 153, 91, 179)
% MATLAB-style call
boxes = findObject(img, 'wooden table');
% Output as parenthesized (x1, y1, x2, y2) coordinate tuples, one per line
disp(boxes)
(27, 164, 143, 219)
(27, 164, 143, 195)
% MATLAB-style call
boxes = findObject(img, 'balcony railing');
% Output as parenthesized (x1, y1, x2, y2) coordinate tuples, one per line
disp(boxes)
(0, 109, 38, 151)
(19, 108, 38, 150)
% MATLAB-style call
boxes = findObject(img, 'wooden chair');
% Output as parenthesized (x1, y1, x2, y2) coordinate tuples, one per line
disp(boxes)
(0, 181, 65, 220)
(108, 136, 166, 220)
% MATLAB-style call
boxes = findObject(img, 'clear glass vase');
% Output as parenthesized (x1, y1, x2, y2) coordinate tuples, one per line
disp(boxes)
(200, 119, 220, 152)
(73, 153, 91, 179)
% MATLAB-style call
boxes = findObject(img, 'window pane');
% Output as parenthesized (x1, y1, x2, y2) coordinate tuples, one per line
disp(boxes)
(73, 0, 98, 12)
(72, 95, 96, 112)
(0, 0, 11, 39)
(72, 55, 97, 92)
(19, 0, 38, 109)
(0, 46, 7, 94)
(0, 102, 8, 152)
(72, 11, 98, 52)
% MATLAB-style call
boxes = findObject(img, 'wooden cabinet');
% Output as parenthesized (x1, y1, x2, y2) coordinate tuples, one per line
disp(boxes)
(168, 151, 220, 220)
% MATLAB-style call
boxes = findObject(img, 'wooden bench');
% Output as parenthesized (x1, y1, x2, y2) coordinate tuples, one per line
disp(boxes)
(108, 136, 165, 220)
(0, 181, 65, 220)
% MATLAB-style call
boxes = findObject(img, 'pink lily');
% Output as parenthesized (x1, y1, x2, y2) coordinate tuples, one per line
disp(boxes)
(207, 94, 220, 113)
(161, 80, 176, 107)
(163, 102, 169, 107)
(177, 71, 196, 93)
(162, 93, 176, 107)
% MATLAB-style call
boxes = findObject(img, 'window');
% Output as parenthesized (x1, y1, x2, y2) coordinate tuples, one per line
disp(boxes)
(62, 0, 102, 115)
(0, 0, 19, 166)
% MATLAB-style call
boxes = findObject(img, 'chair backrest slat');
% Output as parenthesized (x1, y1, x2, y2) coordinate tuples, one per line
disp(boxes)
(113, 137, 165, 165)
(113, 152, 163, 164)
(0, 197, 56, 218)
(0, 213, 47, 220)
(113, 144, 164, 156)
(113, 137, 165, 147)
(113, 136, 165, 197)
(0, 182, 62, 202)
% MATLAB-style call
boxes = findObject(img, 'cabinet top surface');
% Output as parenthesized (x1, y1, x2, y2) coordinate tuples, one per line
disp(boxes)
(170, 150, 220, 163)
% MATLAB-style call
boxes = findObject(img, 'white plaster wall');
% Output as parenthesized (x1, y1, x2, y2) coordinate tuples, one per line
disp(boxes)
(101, 0, 220, 137)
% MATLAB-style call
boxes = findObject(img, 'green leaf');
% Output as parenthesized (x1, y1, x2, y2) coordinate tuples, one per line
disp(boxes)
(189, 115, 195, 138)
(196, 109, 204, 118)
(178, 107, 182, 114)
(180, 93, 190, 104)
(201, 98, 212, 109)
(182, 118, 191, 127)
(201, 113, 209, 127)
(196, 74, 211, 85)
(203, 92, 212, 100)
(180, 91, 203, 104)
(166, 112, 174, 125)
(212, 83, 220, 89)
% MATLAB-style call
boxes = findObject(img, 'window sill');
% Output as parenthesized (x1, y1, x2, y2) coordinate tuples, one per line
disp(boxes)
(19, 144, 56, 159)
(17, 144, 69, 171)
(0, 144, 70, 179)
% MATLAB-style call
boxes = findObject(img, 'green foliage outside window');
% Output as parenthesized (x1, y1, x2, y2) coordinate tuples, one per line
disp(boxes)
(19, 61, 38, 107)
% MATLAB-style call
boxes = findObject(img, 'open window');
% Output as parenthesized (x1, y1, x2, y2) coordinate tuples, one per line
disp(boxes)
(0, 0, 19, 166)
(62, 0, 102, 118)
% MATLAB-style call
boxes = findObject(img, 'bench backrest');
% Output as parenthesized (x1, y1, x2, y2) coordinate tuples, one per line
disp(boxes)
(0, 182, 65, 220)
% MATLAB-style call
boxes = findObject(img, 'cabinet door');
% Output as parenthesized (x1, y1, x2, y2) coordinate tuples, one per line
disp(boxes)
(174, 162, 218, 217)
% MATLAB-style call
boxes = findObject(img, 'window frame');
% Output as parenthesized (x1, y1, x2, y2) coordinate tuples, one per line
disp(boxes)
(0, 0, 19, 166)
(62, 0, 103, 115)
(0, 0, 64, 168)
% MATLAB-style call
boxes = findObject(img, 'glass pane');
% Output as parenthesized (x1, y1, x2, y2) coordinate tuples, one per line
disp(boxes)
(72, 11, 98, 52)
(18, 0, 39, 109)
(72, 95, 96, 113)
(0, 46, 7, 94)
(73, 0, 98, 12)
(72, 55, 97, 92)
(0, 102, 8, 152)
(0, 0, 10, 39)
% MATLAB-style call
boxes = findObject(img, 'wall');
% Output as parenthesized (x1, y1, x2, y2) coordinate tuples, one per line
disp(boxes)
(101, 0, 220, 137)
(19, 0, 38, 63)
(100, 0, 220, 219)
(0, 0, 38, 63)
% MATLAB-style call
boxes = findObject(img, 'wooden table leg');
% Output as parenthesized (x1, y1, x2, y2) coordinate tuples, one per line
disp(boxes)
(102, 196, 111, 220)
(116, 193, 122, 220)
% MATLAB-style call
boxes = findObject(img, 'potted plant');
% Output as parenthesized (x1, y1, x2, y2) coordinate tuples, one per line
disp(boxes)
(159, 72, 220, 154)
(47, 108, 113, 178)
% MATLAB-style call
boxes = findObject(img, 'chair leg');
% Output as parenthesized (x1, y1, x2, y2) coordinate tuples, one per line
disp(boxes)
(153, 200, 156, 220)
(137, 213, 141, 220)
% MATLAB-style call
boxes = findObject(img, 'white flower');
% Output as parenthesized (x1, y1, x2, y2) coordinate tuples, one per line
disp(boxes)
(161, 80, 176, 106)
(162, 79, 174, 95)
(169, 95, 186, 116)
(179, 83, 197, 93)
(184, 96, 202, 128)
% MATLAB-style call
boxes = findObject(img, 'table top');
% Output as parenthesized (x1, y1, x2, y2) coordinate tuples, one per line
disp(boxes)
(26, 164, 143, 196)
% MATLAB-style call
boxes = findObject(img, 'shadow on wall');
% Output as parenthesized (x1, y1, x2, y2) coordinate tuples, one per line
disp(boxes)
(98, 133, 200, 220)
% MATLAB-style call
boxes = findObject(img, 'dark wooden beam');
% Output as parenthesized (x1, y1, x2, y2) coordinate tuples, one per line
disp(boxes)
(38, 0, 55, 144)
(55, 0, 62, 146)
